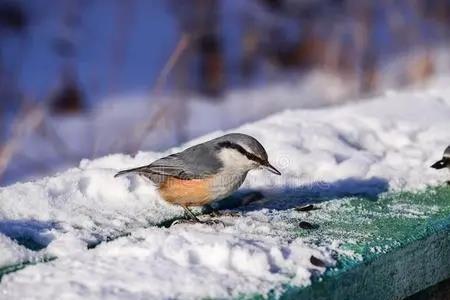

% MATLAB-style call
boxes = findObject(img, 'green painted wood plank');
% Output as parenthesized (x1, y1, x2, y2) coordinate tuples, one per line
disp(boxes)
(0, 257, 56, 281)
(268, 186, 450, 300)
(406, 277, 450, 300)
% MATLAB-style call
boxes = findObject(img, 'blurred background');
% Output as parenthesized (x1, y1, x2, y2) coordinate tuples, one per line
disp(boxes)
(0, 0, 450, 185)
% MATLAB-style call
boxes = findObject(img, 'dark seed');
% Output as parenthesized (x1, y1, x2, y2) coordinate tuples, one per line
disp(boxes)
(295, 205, 316, 212)
(298, 221, 319, 230)
(310, 255, 326, 267)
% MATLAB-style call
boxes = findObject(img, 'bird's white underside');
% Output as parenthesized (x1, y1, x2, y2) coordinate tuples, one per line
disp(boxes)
(208, 148, 257, 200)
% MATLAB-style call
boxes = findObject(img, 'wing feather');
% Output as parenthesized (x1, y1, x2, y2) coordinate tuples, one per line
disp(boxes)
(115, 143, 223, 182)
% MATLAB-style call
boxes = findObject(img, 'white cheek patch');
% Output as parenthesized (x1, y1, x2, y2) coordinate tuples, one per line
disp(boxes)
(218, 148, 253, 170)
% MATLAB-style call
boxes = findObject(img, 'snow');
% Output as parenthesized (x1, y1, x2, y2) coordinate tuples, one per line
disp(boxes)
(0, 223, 333, 299)
(0, 234, 42, 269)
(5, 71, 354, 185)
(1, 82, 450, 299)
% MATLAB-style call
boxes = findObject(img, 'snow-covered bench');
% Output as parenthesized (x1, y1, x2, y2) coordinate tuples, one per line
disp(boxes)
(276, 185, 450, 299)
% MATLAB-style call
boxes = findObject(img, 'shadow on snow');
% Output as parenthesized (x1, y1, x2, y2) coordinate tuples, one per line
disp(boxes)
(0, 219, 61, 251)
(216, 176, 390, 212)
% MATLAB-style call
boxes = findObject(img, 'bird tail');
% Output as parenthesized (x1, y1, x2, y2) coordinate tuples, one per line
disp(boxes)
(114, 166, 148, 178)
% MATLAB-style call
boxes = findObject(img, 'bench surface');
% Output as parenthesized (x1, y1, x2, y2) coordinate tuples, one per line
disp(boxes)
(1, 186, 449, 299)
(260, 185, 450, 300)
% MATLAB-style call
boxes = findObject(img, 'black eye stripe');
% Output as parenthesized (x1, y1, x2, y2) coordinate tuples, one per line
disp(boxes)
(217, 141, 265, 164)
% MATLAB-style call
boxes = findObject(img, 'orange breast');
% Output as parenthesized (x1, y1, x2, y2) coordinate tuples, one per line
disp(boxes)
(158, 177, 213, 207)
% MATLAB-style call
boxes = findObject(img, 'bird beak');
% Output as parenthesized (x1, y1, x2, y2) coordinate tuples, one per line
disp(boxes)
(431, 158, 449, 169)
(262, 162, 281, 175)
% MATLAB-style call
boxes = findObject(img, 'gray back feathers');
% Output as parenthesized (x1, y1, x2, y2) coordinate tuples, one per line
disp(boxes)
(148, 143, 223, 180)
(114, 133, 268, 183)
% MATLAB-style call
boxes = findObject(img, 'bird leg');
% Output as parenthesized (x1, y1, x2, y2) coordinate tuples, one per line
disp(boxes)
(174, 205, 225, 226)
(182, 206, 201, 222)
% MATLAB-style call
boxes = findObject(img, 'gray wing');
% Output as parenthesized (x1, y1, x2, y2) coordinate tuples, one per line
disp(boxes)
(115, 143, 223, 183)
(149, 144, 223, 179)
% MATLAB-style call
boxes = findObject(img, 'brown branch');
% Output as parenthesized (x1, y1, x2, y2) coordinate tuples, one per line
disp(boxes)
(0, 104, 45, 181)
(152, 33, 190, 95)
(39, 118, 77, 162)
(127, 103, 170, 153)
(116, 33, 191, 154)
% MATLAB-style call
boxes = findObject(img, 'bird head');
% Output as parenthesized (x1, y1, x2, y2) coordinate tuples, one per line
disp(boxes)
(213, 133, 281, 175)
(431, 145, 450, 170)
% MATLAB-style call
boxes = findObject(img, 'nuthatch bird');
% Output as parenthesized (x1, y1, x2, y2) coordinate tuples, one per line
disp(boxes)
(431, 145, 450, 171)
(115, 133, 281, 222)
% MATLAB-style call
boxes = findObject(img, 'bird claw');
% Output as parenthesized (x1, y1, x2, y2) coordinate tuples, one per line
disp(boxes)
(200, 219, 226, 226)
(170, 219, 197, 226)
(208, 211, 221, 217)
